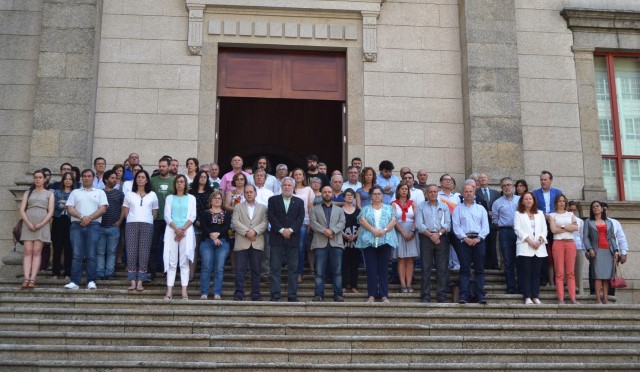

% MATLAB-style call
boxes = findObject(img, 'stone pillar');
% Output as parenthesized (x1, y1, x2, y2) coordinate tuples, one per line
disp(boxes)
(29, 0, 101, 172)
(458, 0, 524, 180)
(572, 47, 608, 201)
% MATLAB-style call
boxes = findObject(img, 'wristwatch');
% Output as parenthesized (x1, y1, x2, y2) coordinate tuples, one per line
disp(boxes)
(561, 224, 565, 229)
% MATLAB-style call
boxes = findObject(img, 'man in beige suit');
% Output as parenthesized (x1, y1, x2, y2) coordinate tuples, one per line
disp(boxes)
(231, 185, 268, 301)
(310, 186, 346, 302)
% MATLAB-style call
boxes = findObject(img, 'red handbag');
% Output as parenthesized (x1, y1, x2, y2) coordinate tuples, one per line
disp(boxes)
(610, 261, 627, 289)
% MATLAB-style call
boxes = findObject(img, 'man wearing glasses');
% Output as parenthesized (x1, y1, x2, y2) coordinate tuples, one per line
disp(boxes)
(491, 177, 520, 294)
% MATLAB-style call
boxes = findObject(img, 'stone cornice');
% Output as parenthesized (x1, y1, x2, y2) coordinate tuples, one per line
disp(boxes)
(561, 8, 640, 32)
(185, 0, 383, 61)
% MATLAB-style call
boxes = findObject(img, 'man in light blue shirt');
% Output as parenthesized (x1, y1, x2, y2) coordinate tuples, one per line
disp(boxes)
(491, 177, 520, 294)
(376, 160, 399, 205)
(415, 184, 451, 303)
(453, 184, 489, 304)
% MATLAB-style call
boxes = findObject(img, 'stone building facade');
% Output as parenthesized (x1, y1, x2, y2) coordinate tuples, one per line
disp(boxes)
(1, 0, 639, 301)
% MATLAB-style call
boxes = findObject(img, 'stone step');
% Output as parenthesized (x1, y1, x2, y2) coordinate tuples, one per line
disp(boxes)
(1, 345, 637, 364)
(2, 330, 640, 350)
(2, 360, 639, 371)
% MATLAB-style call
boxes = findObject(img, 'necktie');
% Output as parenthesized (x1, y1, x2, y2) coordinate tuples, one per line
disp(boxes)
(484, 188, 489, 202)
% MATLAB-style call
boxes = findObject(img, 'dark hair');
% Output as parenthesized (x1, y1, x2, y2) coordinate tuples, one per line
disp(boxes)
(351, 157, 362, 164)
(158, 158, 169, 166)
(253, 156, 272, 173)
(402, 172, 414, 180)
(93, 157, 106, 166)
(439, 173, 452, 182)
(173, 174, 188, 196)
(232, 172, 247, 187)
(291, 168, 308, 187)
(360, 166, 376, 185)
(395, 181, 412, 200)
(541, 170, 553, 180)
(343, 188, 356, 197)
(553, 194, 568, 211)
(41, 167, 51, 176)
(568, 200, 579, 209)
(517, 191, 538, 214)
(59, 162, 72, 171)
(112, 164, 124, 173)
(369, 185, 384, 196)
(102, 170, 116, 183)
(186, 157, 200, 170)
(161, 155, 172, 162)
(378, 160, 394, 171)
(60, 172, 76, 192)
(132, 170, 152, 193)
(71, 166, 81, 182)
(189, 170, 212, 195)
(132, 164, 143, 172)
(305, 154, 319, 163)
(514, 179, 528, 195)
(244, 184, 257, 193)
(81, 169, 95, 178)
(589, 200, 607, 220)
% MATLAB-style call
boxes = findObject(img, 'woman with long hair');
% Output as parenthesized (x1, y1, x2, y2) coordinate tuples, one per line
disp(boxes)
(583, 200, 619, 304)
(355, 185, 398, 303)
(515, 179, 528, 196)
(188, 170, 213, 280)
(341, 188, 361, 293)
(356, 167, 376, 210)
(392, 181, 419, 293)
(549, 194, 580, 304)
(122, 170, 158, 292)
(185, 157, 200, 186)
(291, 167, 315, 283)
(51, 172, 75, 280)
(198, 191, 231, 300)
(19, 170, 54, 288)
(163, 175, 197, 300)
(514, 191, 548, 305)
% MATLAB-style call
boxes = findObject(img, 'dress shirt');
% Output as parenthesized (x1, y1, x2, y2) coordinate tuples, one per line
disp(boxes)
(376, 174, 400, 204)
(342, 181, 362, 192)
(438, 190, 460, 213)
(392, 187, 425, 206)
(248, 174, 281, 195)
(219, 170, 251, 193)
(609, 217, 628, 255)
(255, 186, 274, 207)
(246, 202, 256, 220)
(452, 202, 489, 240)
(573, 218, 585, 251)
(93, 176, 105, 190)
(491, 195, 519, 227)
(415, 201, 451, 234)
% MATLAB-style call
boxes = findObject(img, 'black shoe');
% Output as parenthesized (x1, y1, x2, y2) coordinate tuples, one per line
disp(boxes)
(251, 297, 262, 302)
(479, 299, 488, 305)
(287, 297, 298, 302)
(270, 297, 280, 302)
(421, 297, 431, 303)
(96, 276, 104, 280)
(233, 295, 244, 301)
(260, 276, 270, 283)
(437, 298, 447, 303)
(312, 296, 324, 302)
(333, 295, 344, 302)
(458, 299, 467, 304)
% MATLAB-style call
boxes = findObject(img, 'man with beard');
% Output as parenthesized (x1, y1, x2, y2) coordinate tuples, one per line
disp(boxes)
(148, 158, 174, 281)
(304, 154, 329, 188)
(96, 170, 124, 280)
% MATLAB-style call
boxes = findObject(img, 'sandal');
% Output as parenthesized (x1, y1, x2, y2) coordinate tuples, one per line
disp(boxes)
(366, 296, 375, 303)
(164, 295, 172, 301)
(128, 284, 136, 291)
(182, 296, 189, 300)
(21, 280, 30, 289)
(407, 287, 414, 293)
(382, 297, 390, 303)
(401, 287, 408, 293)
(136, 282, 144, 292)
(351, 288, 360, 294)
(27, 280, 36, 289)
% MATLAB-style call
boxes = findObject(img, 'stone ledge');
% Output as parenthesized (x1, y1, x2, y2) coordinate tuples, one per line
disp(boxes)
(561, 8, 640, 32)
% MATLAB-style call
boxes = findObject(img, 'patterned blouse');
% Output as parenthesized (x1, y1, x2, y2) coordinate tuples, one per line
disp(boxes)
(355, 204, 398, 249)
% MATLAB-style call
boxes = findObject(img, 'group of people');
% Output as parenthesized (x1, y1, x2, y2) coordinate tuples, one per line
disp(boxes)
(18, 153, 628, 304)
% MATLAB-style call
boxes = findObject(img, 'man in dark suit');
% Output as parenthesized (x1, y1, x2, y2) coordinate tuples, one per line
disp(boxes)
(475, 173, 501, 270)
(267, 177, 305, 302)
(532, 170, 563, 286)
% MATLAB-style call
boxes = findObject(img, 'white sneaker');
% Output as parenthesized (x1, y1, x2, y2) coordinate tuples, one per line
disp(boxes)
(87, 281, 97, 290)
(532, 298, 542, 305)
(64, 282, 79, 290)
(524, 298, 533, 305)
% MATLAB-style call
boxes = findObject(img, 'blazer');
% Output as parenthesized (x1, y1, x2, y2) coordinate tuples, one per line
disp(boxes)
(475, 188, 501, 211)
(532, 187, 563, 214)
(513, 211, 548, 257)
(231, 201, 268, 251)
(583, 219, 619, 255)
(309, 203, 346, 249)
(268, 194, 305, 247)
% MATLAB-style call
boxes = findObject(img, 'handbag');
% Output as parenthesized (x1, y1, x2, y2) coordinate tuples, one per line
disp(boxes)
(12, 219, 23, 245)
(610, 260, 627, 289)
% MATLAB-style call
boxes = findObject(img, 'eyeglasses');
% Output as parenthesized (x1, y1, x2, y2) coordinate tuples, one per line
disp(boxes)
(442, 178, 452, 182)
(212, 197, 222, 200)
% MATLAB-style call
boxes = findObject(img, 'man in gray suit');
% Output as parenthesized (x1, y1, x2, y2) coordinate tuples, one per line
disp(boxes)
(309, 186, 346, 302)
(231, 185, 268, 301)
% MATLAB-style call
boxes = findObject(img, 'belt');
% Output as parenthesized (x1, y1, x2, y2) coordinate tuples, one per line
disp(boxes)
(499, 226, 513, 230)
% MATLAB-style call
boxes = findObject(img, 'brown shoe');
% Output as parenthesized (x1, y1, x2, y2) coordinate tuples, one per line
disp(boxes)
(21, 280, 29, 289)
(27, 280, 36, 288)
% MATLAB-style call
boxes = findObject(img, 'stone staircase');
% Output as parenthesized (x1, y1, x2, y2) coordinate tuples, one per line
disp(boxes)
(1, 266, 639, 370)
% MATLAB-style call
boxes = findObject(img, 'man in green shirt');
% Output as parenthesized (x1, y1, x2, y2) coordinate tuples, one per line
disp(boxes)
(148, 158, 174, 281)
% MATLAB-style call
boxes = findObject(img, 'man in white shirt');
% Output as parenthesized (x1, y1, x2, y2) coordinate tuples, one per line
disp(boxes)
(65, 169, 108, 290)
(249, 156, 280, 195)
(341, 166, 362, 192)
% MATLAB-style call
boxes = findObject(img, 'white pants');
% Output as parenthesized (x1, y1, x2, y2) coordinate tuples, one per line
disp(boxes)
(164, 235, 190, 288)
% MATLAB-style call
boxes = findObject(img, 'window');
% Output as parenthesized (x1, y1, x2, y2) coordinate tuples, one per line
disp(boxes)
(594, 53, 640, 201)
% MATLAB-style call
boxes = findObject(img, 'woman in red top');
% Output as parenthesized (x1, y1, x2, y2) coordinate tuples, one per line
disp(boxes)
(583, 201, 619, 304)
(392, 181, 419, 293)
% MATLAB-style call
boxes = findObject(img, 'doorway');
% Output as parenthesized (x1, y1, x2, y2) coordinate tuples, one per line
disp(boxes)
(216, 48, 346, 174)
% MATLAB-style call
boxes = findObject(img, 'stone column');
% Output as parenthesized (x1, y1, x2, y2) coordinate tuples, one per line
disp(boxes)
(458, 0, 524, 180)
(572, 47, 607, 201)
(29, 0, 101, 171)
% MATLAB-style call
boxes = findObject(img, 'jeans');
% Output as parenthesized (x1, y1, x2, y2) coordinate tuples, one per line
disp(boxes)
(96, 226, 120, 278)
(519, 255, 543, 299)
(270, 243, 298, 300)
(199, 238, 230, 296)
(363, 244, 392, 298)
(296, 224, 308, 276)
(314, 246, 343, 298)
(69, 222, 101, 285)
(235, 247, 263, 300)
(458, 240, 486, 302)
(498, 228, 518, 294)
(419, 234, 449, 302)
